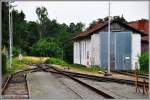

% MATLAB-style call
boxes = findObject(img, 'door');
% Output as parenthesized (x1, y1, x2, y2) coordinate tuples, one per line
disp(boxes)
(100, 32, 132, 71)
(115, 32, 132, 70)
(100, 32, 116, 70)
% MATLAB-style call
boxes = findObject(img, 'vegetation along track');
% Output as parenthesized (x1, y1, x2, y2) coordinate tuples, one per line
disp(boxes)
(37, 64, 115, 99)
(2, 67, 40, 99)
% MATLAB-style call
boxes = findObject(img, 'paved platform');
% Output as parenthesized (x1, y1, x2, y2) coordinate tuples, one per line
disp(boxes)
(27, 72, 81, 99)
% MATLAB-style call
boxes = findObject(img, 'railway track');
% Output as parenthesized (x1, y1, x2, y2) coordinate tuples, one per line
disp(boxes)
(2, 68, 40, 99)
(112, 71, 148, 80)
(38, 64, 115, 99)
(2, 64, 148, 99)
(39, 64, 148, 88)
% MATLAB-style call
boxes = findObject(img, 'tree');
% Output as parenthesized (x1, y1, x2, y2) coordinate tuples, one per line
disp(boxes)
(68, 23, 76, 33)
(12, 9, 28, 55)
(2, 2, 9, 48)
(88, 20, 97, 30)
(32, 38, 61, 57)
(75, 22, 85, 33)
(36, 7, 49, 38)
(68, 22, 84, 34)
(2, 5, 85, 63)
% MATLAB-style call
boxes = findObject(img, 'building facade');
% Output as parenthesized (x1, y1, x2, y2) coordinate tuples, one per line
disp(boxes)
(73, 20, 145, 70)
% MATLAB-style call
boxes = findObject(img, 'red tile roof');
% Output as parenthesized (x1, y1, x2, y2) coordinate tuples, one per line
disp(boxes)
(73, 20, 145, 40)
(128, 19, 149, 35)
(74, 22, 107, 39)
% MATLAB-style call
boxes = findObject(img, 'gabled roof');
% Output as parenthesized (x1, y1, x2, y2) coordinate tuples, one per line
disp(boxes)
(128, 19, 149, 35)
(73, 20, 146, 40)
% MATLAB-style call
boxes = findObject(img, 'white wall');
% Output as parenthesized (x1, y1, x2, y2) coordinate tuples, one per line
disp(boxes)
(131, 34, 141, 70)
(91, 34, 100, 66)
(73, 39, 91, 67)
(73, 42, 80, 64)
(74, 33, 141, 70)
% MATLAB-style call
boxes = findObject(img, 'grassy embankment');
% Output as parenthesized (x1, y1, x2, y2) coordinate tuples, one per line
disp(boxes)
(4, 56, 48, 77)
(45, 57, 105, 76)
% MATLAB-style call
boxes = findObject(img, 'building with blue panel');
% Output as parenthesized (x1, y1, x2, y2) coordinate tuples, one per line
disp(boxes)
(73, 19, 145, 71)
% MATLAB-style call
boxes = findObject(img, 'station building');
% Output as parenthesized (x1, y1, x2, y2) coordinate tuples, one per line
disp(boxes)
(73, 19, 145, 71)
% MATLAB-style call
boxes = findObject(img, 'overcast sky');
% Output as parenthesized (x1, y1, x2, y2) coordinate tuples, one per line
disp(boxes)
(13, 1, 149, 28)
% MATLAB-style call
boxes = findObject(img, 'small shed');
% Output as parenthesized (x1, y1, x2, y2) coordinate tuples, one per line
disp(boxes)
(73, 19, 145, 70)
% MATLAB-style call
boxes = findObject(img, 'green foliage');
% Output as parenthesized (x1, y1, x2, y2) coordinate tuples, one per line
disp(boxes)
(139, 53, 149, 71)
(13, 47, 20, 57)
(70, 64, 105, 73)
(3, 4, 84, 64)
(45, 57, 68, 66)
(2, 2, 9, 48)
(32, 37, 61, 57)
(2, 53, 7, 75)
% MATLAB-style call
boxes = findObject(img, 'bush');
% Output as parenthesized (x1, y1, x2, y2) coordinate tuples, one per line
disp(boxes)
(13, 47, 20, 57)
(13, 47, 27, 57)
(45, 57, 68, 66)
(139, 53, 149, 71)
(2, 53, 7, 74)
(31, 38, 62, 57)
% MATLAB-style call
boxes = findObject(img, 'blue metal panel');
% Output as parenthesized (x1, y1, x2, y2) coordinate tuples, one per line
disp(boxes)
(100, 32, 108, 70)
(100, 32, 132, 71)
(115, 32, 132, 70)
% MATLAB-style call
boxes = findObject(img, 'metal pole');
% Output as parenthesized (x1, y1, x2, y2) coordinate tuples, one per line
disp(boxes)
(9, 1, 14, 68)
(0, 1, 2, 99)
(107, 0, 111, 73)
(9, 1, 12, 68)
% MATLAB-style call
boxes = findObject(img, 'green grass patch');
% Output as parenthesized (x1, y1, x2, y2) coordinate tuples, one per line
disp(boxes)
(6, 56, 48, 75)
(7, 58, 29, 74)
(45, 57, 69, 66)
(69, 64, 105, 73)
(44, 57, 105, 74)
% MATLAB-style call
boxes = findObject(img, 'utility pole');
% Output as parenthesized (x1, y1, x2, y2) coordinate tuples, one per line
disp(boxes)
(107, 0, 111, 74)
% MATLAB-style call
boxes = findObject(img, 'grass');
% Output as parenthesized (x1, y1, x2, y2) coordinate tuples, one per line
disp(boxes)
(70, 64, 105, 73)
(44, 57, 105, 75)
(22, 56, 48, 64)
(5, 56, 48, 75)
(45, 57, 68, 66)
(45, 58, 104, 74)
(52, 64, 105, 76)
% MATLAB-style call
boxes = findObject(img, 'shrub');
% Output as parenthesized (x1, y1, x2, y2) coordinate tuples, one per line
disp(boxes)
(13, 47, 20, 57)
(31, 38, 62, 57)
(2, 53, 7, 74)
(45, 57, 68, 66)
(139, 53, 149, 71)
